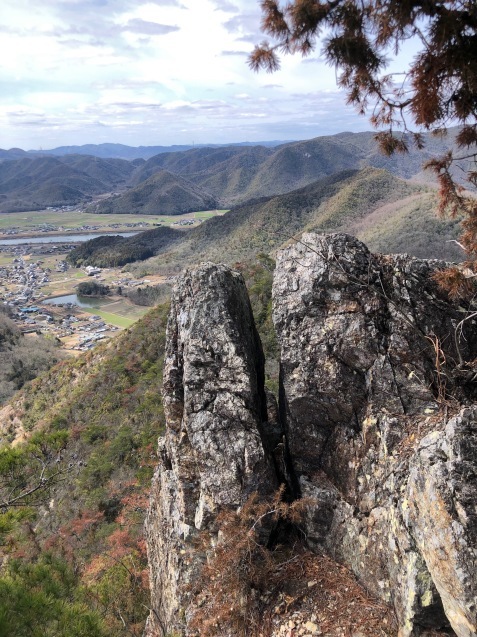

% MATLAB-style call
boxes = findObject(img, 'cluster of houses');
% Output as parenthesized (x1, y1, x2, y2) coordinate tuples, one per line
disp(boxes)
(5, 300, 118, 351)
(172, 219, 195, 226)
(0, 257, 51, 305)
(1, 243, 77, 260)
(45, 206, 76, 212)
(2, 228, 22, 236)
(60, 313, 118, 351)
(0, 257, 118, 350)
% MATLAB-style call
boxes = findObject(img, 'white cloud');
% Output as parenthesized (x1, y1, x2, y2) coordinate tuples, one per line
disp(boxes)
(210, 0, 238, 12)
(0, 0, 374, 149)
(121, 19, 180, 35)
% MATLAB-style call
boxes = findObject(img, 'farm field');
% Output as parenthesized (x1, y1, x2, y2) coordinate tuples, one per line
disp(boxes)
(86, 308, 138, 328)
(0, 209, 227, 235)
(193, 210, 227, 219)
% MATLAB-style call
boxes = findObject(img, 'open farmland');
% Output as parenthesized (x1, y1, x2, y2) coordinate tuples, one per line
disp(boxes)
(0, 209, 227, 237)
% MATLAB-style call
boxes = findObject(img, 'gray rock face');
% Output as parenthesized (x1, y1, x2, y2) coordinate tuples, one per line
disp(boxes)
(273, 233, 477, 636)
(273, 233, 475, 482)
(144, 263, 278, 636)
(145, 234, 477, 637)
(406, 408, 477, 637)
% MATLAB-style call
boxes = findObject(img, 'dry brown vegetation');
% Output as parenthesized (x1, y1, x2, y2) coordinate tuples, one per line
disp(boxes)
(189, 488, 308, 637)
(189, 488, 396, 637)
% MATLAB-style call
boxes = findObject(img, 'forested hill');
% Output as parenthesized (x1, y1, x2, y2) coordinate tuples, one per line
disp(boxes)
(0, 129, 464, 213)
(74, 168, 463, 273)
(0, 155, 135, 212)
(127, 129, 455, 207)
(89, 170, 218, 215)
(67, 226, 183, 268)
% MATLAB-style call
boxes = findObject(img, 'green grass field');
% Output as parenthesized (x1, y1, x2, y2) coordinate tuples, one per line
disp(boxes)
(95, 299, 148, 319)
(194, 210, 228, 219)
(0, 211, 160, 231)
(83, 309, 137, 328)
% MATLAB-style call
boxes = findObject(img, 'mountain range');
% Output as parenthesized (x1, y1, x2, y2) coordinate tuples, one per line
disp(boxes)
(0, 130, 463, 214)
(0, 140, 289, 161)
(0, 155, 135, 212)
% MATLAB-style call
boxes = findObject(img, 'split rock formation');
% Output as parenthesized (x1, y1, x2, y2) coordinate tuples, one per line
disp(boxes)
(145, 233, 477, 637)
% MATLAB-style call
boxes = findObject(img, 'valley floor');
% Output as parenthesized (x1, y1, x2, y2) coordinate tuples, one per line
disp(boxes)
(0, 242, 160, 352)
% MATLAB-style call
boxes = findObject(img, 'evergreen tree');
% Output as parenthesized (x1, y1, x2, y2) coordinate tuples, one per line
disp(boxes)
(251, 1, 477, 289)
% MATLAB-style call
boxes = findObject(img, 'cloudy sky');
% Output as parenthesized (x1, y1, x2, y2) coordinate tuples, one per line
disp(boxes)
(1, 0, 377, 150)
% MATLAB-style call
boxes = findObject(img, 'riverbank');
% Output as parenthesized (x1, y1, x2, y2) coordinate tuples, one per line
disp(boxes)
(0, 231, 139, 245)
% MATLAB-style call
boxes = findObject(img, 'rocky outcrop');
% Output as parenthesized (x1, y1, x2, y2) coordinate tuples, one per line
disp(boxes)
(273, 233, 477, 637)
(145, 234, 477, 637)
(273, 233, 475, 478)
(144, 263, 278, 636)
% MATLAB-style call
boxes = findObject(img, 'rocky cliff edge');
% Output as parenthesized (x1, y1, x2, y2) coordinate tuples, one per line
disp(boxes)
(145, 233, 477, 637)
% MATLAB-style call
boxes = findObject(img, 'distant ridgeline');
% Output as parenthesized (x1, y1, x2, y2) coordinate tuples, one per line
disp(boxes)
(0, 129, 468, 213)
